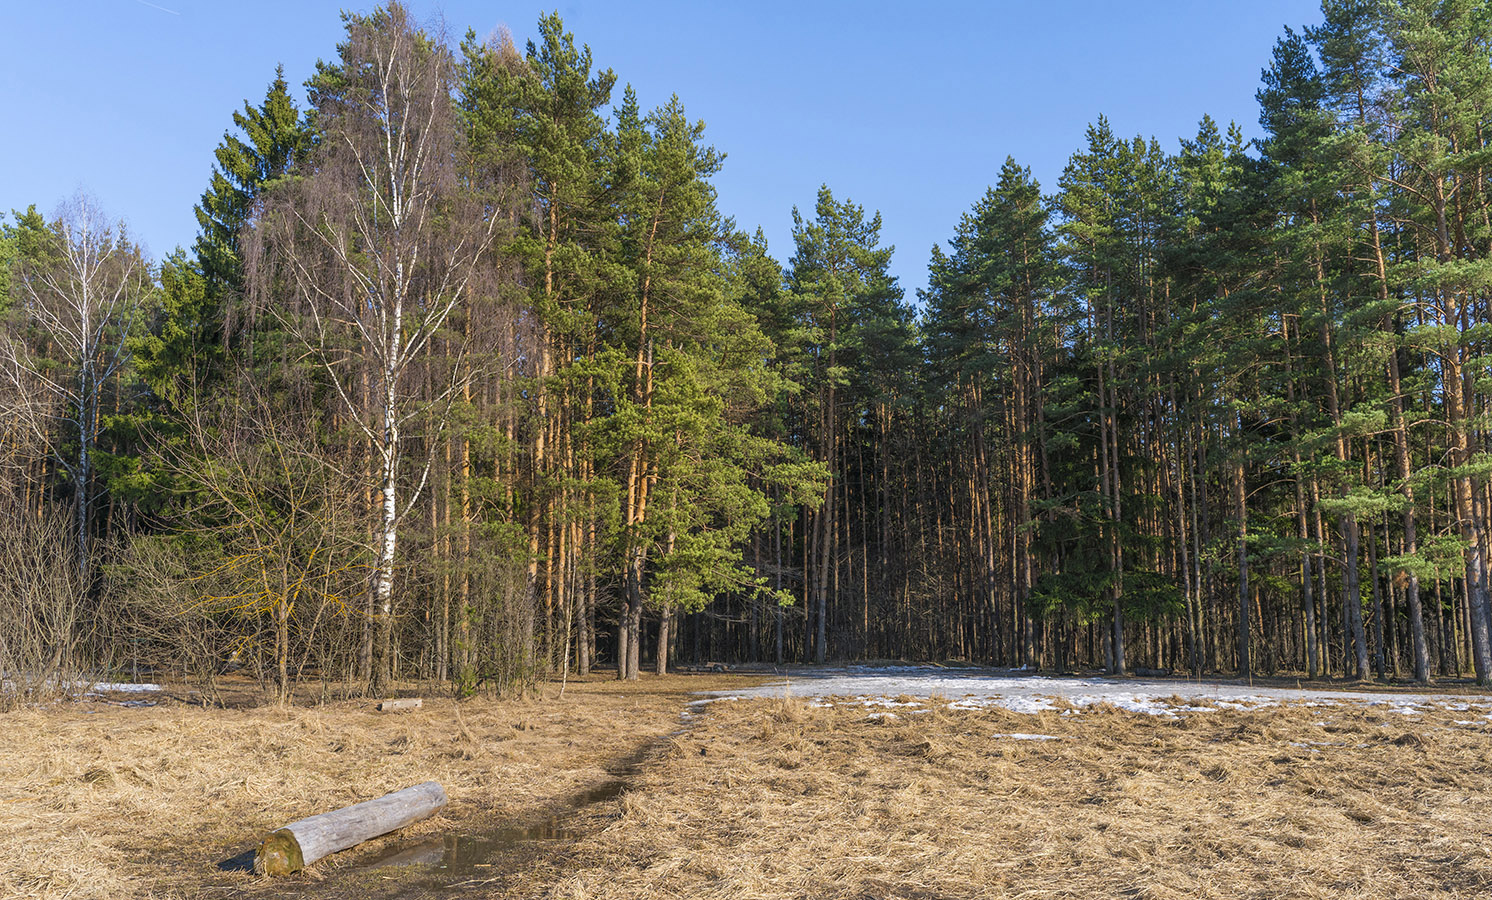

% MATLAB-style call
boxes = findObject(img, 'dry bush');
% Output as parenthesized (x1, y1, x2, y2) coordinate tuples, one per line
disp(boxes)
(101, 535, 240, 705)
(0, 507, 89, 710)
(97, 371, 376, 707)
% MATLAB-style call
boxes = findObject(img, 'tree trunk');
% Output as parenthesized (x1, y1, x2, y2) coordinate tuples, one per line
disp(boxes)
(255, 782, 447, 876)
(656, 604, 672, 675)
(1234, 447, 1250, 679)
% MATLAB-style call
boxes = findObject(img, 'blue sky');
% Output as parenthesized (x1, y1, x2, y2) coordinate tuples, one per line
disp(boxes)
(2, 1, 1324, 300)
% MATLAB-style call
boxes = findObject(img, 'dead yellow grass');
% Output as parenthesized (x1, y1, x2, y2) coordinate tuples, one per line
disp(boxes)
(0, 674, 762, 900)
(544, 698, 1492, 900)
(6, 679, 1492, 900)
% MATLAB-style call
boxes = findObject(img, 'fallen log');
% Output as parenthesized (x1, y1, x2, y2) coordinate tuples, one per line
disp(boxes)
(377, 697, 423, 712)
(254, 781, 447, 875)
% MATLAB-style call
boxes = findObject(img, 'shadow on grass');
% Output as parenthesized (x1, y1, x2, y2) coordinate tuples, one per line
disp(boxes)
(218, 847, 257, 873)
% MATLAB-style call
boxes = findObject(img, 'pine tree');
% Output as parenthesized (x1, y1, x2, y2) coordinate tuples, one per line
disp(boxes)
(923, 157, 1062, 667)
(1379, 0, 1492, 682)
(462, 14, 620, 678)
(194, 66, 311, 298)
(788, 185, 906, 663)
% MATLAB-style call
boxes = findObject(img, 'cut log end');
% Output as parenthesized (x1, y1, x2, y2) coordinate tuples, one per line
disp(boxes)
(254, 829, 305, 876)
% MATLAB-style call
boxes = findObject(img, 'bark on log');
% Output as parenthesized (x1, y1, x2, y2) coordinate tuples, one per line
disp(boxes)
(377, 698, 423, 712)
(254, 781, 447, 875)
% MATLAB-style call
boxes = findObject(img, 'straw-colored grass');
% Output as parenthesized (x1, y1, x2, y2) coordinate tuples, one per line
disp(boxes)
(0, 674, 759, 900)
(543, 698, 1492, 900)
(5, 680, 1492, 900)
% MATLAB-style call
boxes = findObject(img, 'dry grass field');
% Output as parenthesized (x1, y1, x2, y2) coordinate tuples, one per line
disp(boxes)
(545, 697, 1492, 900)
(0, 675, 755, 900)
(3, 676, 1491, 900)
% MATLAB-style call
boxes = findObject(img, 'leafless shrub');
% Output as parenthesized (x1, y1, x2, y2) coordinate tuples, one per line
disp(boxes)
(0, 506, 88, 710)
(104, 379, 369, 705)
(102, 534, 234, 705)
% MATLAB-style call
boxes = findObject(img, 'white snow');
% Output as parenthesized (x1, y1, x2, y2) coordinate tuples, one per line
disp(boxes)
(948, 695, 1057, 713)
(700, 665, 1492, 719)
(88, 682, 162, 693)
(858, 696, 924, 708)
(2, 680, 163, 695)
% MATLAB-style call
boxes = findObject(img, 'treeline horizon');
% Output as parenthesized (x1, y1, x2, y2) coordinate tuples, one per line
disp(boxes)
(3, 0, 1491, 703)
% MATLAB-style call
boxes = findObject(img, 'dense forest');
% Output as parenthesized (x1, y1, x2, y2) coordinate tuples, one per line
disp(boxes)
(3, 0, 1492, 703)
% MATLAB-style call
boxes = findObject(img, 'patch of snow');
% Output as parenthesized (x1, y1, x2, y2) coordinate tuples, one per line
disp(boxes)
(1213, 698, 1270, 709)
(6, 680, 163, 695)
(698, 666, 1492, 721)
(1081, 694, 1176, 717)
(946, 696, 1058, 713)
(687, 696, 738, 706)
(88, 683, 162, 693)
(992, 733, 1062, 741)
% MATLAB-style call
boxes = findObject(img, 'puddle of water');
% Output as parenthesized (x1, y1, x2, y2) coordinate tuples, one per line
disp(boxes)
(352, 727, 675, 890)
(571, 778, 627, 808)
(362, 779, 628, 877)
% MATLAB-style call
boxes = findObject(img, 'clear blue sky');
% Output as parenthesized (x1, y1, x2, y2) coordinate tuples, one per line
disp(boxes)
(2, 0, 1325, 299)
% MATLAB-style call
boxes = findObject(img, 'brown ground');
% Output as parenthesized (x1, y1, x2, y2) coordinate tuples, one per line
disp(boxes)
(4, 676, 1492, 900)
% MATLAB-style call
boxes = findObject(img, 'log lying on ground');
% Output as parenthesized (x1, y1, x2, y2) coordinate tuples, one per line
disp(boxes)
(377, 697, 423, 712)
(254, 781, 447, 875)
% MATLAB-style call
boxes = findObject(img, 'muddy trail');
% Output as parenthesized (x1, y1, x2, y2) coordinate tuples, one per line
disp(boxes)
(356, 776, 626, 871)
(241, 731, 668, 900)
(218, 736, 665, 900)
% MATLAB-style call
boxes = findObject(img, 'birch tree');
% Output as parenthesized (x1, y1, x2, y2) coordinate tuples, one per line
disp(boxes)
(1, 194, 145, 579)
(247, 3, 504, 694)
